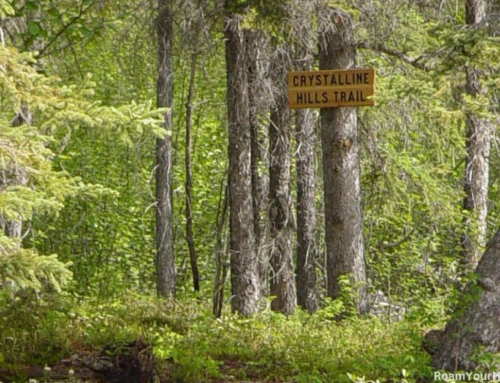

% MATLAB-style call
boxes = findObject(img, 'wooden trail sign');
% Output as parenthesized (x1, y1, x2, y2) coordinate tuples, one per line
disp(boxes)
(288, 68, 376, 109)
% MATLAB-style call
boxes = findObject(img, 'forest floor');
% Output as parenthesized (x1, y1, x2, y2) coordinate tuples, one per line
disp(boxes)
(0, 292, 441, 383)
(2, 349, 286, 383)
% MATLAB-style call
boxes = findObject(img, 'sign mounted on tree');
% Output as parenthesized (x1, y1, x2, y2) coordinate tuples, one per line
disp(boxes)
(288, 68, 376, 109)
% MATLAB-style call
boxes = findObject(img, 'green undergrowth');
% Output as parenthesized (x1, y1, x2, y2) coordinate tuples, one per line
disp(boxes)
(0, 291, 438, 382)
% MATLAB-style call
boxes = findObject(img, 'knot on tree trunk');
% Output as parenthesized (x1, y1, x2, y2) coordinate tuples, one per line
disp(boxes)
(478, 277, 495, 291)
(423, 329, 444, 356)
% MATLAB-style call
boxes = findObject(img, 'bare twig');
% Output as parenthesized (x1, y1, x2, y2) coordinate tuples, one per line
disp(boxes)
(357, 41, 432, 71)
(38, 0, 98, 58)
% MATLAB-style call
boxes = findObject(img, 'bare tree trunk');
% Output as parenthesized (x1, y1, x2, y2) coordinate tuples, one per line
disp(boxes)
(431, 229, 500, 371)
(294, 30, 319, 314)
(269, 48, 296, 316)
(156, 0, 176, 298)
(295, 107, 319, 314)
(461, 0, 491, 268)
(318, 8, 368, 314)
(246, 29, 270, 299)
(185, 53, 200, 292)
(224, 8, 259, 316)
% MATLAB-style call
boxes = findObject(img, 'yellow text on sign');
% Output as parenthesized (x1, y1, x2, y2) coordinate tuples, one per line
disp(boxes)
(288, 69, 376, 109)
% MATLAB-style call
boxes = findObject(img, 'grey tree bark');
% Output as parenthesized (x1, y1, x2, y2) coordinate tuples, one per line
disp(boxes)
(156, 0, 176, 298)
(224, 8, 259, 316)
(461, 0, 491, 268)
(295, 107, 319, 314)
(431, 229, 500, 371)
(294, 26, 319, 314)
(318, 8, 368, 314)
(268, 48, 296, 316)
(246, 29, 271, 299)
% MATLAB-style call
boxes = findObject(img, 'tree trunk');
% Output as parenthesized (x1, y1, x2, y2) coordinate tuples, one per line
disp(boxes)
(318, 8, 368, 314)
(246, 29, 270, 299)
(294, 34, 319, 314)
(295, 108, 319, 314)
(431, 229, 500, 371)
(185, 53, 200, 293)
(156, 0, 176, 298)
(213, 182, 229, 317)
(429, 0, 497, 370)
(224, 8, 259, 316)
(269, 48, 296, 316)
(461, 0, 491, 268)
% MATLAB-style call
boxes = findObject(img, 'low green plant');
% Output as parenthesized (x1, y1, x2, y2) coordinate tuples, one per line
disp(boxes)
(0, 291, 437, 382)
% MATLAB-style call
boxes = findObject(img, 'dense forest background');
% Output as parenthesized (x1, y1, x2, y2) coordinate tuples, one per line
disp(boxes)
(1, 0, 500, 381)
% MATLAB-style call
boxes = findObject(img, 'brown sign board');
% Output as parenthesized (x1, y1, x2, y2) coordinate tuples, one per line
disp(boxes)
(288, 68, 376, 109)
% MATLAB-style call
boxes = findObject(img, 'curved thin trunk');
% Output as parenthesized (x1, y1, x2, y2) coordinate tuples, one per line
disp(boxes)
(185, 53, 200, 292)
(213, 182, 229, 317)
